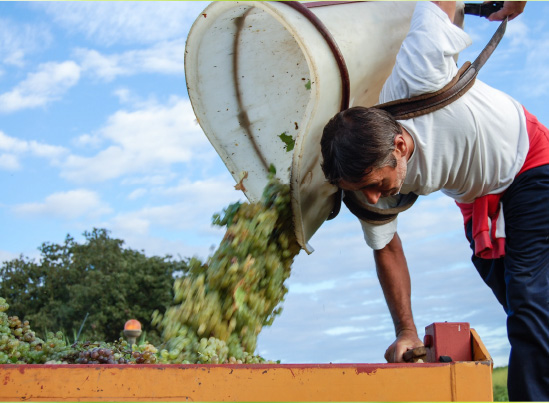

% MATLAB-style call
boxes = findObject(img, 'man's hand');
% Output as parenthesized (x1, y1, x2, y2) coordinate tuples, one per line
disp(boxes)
(488, 1, 526, 21)
(384, 329, 424, 363)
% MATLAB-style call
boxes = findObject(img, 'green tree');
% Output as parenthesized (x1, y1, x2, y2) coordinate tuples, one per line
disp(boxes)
(0, 229, 187, 344)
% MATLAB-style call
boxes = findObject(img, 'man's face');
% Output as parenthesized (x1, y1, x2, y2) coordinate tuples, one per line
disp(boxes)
(339, 151, 407, 205)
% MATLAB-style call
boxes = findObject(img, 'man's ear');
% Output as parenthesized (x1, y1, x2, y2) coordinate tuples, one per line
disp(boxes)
(393, 133, 407, 157)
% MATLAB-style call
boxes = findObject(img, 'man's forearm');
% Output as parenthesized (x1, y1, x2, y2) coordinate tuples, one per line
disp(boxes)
(373, 233, 417, 336)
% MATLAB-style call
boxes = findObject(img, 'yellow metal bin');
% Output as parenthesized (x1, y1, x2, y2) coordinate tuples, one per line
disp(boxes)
(0, 325, 493, 402)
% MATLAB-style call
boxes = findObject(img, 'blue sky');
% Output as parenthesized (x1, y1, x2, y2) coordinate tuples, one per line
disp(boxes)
(1, 1, 548, 367)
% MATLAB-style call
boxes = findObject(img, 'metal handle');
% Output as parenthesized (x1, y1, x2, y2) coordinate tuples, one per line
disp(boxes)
(464, 1, 504, 18)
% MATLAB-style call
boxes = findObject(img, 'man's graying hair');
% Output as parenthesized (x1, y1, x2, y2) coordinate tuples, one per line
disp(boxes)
(320, 106, 402, 185)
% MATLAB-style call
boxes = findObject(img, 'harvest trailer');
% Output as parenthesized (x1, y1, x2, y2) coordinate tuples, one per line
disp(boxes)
(0, 322, 494, 402)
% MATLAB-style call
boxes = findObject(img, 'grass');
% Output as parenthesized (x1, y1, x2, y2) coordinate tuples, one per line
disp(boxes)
(492, 366, 509, 401)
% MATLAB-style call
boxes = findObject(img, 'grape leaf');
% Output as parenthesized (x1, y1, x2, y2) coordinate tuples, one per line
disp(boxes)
(278, 132, 295, 152)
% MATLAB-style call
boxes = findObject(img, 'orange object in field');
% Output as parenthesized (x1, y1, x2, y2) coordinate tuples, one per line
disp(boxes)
(0, 326, 494, 402)
(124, 319, 141, 331)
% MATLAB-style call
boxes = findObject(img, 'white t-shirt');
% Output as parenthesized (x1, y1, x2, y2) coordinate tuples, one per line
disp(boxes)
(360, 2, 529, 250)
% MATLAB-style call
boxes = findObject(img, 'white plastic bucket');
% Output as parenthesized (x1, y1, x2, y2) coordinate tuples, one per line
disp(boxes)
(185, 1, 417, 253)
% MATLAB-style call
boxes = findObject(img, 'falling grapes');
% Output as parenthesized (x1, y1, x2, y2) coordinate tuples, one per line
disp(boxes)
(155, 173, 300, 363)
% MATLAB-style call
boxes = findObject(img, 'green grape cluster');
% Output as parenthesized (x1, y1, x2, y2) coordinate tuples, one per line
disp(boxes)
(156, 331, 275, 365)
(156, 174, 299, 361)
(41, 332, 74, 363)
(0, 298, 71, 364)
(1, 299, 35, 363)
(8, 316, 35, 343)
(131, 342, 158, 364)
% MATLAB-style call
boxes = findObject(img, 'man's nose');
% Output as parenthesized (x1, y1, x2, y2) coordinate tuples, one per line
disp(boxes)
(362, 189, 381, 205)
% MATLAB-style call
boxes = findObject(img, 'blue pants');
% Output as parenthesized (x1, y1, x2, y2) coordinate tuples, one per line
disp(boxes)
(466, 164, 549, 402)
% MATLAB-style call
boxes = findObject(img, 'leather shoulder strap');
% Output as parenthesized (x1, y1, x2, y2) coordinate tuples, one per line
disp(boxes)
(376, 18, 507, 120)
(375, 61, 472, 119)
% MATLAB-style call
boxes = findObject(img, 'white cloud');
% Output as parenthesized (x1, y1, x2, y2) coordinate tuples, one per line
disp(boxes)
(115, 233, 220, 263)
(0, 131, 28, 153)
(0, 130, 68, 170)
(88, 175, 241, 261)
(290, 280, 336, 294)
(122, 174, 177, 187)
(519, 35, 549, 97)
(324, 326, 364, 336)
(101, 178, 243, 259)
(159, 176, 242, 199)
(36, 2, 207, 46)
(111, 176, 240, 235)
(75, 39, 185, 81)
(112, 206, 178, 236)
(72, 133, 104, 149)
(13, 189, 112, 220)
(0, 132, 68, 158)
(60, 97, 213, 183)
(74, 49, 128, 81)
(113, 215, 151, 236)
(127, 188, 147, 200)
(506, 19, 530, 49)
(0, 17, 52, 67)
(0, 153, 20, 171)
(0, 61, 81, 113)
(113, 88, 132, 104)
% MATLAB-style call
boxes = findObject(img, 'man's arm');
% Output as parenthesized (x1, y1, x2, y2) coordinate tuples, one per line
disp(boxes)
(373, 232, 423, 362)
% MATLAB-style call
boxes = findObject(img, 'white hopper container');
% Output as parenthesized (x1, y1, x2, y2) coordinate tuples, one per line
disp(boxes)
(185, 1, 418, 252)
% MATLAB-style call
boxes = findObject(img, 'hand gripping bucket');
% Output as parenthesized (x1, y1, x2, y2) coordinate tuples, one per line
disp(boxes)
(185, 1, 416, 253)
